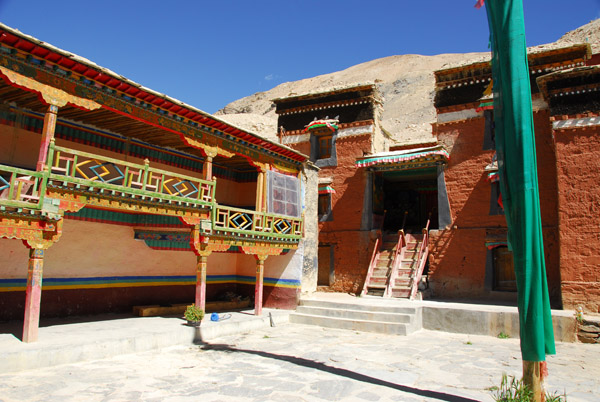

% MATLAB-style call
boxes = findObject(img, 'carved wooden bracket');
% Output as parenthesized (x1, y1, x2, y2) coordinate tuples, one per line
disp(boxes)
(240, 244, 283, 261)
(183, 137, 234, 158)
(0, 216, 63, 250)
(0, 66, 101, 110)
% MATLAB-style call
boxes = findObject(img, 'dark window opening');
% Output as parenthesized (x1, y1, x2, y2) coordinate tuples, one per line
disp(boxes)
(483, 110, 496, 150)
(489, 181, 504, 216)
(318, 193, 333, 221)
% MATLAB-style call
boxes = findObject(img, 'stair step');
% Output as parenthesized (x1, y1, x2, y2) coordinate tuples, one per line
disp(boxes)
(299, 299, 418, 315)
(372, 268, 389, 276)
(369, 278, 387, 286)
(366, 288, 385, 296)
(295, 306, 413, 323)
(290, 313, 413, 335)
(391, 288, 411, 298)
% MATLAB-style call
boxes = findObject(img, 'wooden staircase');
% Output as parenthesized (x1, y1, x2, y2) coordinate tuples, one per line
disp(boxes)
(362, 222, 430, 299)
(389, 234, 422, 298)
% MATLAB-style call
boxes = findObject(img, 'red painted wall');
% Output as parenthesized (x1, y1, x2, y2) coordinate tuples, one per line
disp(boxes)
(554, 124, 600, 312)
(431, 111, 561, 306)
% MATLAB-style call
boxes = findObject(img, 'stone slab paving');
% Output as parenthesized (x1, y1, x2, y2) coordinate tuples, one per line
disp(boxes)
(0, 323, 598, 402)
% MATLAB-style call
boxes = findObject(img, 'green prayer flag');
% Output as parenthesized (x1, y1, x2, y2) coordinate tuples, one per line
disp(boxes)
(484, 0, 556, 361)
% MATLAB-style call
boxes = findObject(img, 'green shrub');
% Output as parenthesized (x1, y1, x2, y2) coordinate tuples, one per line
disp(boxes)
(184, 304, 205, 322)
(489, 374, 567, 402)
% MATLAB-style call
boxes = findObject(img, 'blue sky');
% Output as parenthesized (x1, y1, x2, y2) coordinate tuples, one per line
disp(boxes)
(0, 1, 598, 113)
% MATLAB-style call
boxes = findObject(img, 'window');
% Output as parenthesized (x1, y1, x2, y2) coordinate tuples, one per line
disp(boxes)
(266, 170, 301, 218)
(493, 246, 516, 291)
(483, 110, 496, 150)
(318, 135, 333, 159)
(309, 127, 337, 168)
(318, 193, 332, 221)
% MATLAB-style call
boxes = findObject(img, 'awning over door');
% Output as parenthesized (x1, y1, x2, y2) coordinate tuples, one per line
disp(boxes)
(355, 145, 449, 170)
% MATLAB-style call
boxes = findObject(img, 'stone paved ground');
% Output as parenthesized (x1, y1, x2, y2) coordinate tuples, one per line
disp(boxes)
(0, 324, 598, 402)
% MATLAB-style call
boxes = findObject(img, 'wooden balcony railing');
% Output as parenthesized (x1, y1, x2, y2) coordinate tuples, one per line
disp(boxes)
(1, 145, 305, 244)
(0, 165, 45, 210)
(48, 143, 215, 207)
(213, 205, 303, 241)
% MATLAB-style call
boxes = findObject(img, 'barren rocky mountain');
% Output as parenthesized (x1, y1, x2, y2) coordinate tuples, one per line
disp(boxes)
(215, 19, 600, 145)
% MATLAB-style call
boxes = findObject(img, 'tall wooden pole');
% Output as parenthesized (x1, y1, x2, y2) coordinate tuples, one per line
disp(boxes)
(36, 105, 58, 172)
(195, 255, 208, 312)
(254, 255, 267, 316)
(23, 248, 44, 343)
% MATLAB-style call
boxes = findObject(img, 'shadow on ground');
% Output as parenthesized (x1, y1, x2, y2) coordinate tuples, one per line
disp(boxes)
(197, 341, 480, 402)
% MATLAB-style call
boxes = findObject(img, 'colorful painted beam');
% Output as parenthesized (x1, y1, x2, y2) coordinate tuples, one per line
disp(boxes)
(0, 274, 301, 292)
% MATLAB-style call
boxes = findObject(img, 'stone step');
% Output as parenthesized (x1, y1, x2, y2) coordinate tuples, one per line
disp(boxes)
(299, 299, 418, 315)
(295, 305, 413, 324)
(290, 313, 415, 336)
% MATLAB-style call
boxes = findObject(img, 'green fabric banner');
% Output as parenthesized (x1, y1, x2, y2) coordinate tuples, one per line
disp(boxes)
(485, 0, 556, 361)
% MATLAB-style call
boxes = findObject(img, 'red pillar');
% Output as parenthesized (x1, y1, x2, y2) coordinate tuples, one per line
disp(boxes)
(254, 256, 266, 316)
(202, 155, 213, 181)
(23, 248, 44, 343)
(195, 255, 207, 311)
(36, 105, 58, 172)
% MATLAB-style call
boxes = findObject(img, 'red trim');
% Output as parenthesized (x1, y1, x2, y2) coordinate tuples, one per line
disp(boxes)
(0, 27, 307, 163)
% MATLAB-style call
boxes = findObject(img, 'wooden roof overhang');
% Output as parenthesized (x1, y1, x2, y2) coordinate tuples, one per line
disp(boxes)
(434, 44, 591, 111)
(537, 65, 600, 117)
(355, 145, 449, 172)
(0, 23, 307, 175)
(273, 83, 377, 108)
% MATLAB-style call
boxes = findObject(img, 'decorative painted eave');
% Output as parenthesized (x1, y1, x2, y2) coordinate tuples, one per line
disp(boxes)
(536, 65, 600, 101)
(434, 44, 591, 90)
(0, 23, 307, 164)
(318, 186, 336, 195)
(304, 119, 339, 132)
(355, 145, 449, 169)
(273, 82, 376, 104)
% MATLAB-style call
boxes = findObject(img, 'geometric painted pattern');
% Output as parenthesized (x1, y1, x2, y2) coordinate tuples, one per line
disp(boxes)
(274, 218, 291, 234)
(76, 159, 125, 184)
(162, 178, 198, 199)
(228, 212, 252, 231)
(0, 175, 9, 192)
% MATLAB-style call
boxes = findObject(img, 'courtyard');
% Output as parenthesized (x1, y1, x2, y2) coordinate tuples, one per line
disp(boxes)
(0, 322, 598, 401)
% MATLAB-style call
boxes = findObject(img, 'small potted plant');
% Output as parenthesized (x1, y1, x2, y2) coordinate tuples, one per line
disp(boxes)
(184, 304, 204, 327)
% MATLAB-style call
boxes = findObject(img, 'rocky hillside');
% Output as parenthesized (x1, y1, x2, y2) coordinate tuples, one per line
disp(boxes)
(215, 19, 599, 145)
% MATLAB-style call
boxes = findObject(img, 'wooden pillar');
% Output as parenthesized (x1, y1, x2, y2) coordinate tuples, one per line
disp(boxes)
(203, 155, 213, 181)
(22, 248, 44, 343)
(523, 361, 545, 402)
(36, 104, 58, 172)
(195, 254, 208, 311)
(254, 255, 267, 316)
(255, 171, 265, 212)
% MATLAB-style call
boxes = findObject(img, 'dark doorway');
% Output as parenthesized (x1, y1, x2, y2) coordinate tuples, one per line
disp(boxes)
(318, 244, 334, 286)
(379, 169, 439, 233)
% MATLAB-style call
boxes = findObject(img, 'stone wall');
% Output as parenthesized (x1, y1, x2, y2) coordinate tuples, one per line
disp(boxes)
(554, 123, 600, 312)
(577, 317, 600, 344)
